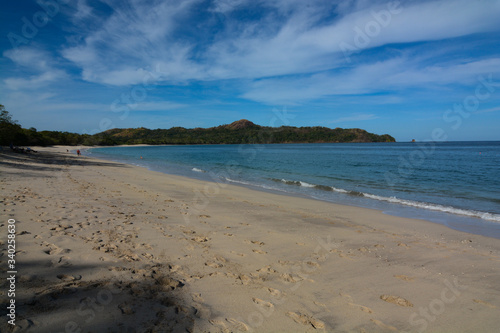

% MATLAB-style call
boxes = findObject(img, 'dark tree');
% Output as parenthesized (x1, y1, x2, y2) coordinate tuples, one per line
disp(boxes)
(0, 105, 27, 146)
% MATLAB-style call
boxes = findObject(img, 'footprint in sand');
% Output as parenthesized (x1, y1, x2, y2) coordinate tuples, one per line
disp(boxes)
(42, 243, 66, 255)
(52, 256, 72, 267)
(244, 240, 265, 246)
(237, 274, 252, 285)
(252, 298, 274, 308)
(57, 274, 82, 281)
(226, 318, 249, 331)
(286, 311, 324, 329)
(370, 319, 397, 331)
(194, 305, 211, 320)
(208, 318, 228, 331)
(314, 301, 326, 307)
(380, 295, 413, 307)
(118, 303, 135, 315)
(205, 262, 223, 268)
(348, 302, 374, 314)
(192, 293, 204, 303)
(267, 287, 283, 297)
(280, 273, 304, 283)
(473, 299, 497, 308)
(257, 266, 277, 274)
(306, 261, 320, 268)
(192, 236, 209, 243)
(252, 249, 267, 254)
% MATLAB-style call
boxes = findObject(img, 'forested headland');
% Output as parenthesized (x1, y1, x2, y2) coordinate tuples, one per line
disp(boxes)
(1, 105, 395, 146)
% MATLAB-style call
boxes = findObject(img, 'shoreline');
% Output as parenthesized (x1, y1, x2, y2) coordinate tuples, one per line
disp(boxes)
(87, 145, 500, 240)
(1, 146, 499, 332)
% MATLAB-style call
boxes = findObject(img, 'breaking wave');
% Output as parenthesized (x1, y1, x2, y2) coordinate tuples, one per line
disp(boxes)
(269, 178, 500, 222)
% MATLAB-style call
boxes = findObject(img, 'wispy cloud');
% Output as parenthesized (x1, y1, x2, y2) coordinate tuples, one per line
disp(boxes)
(4, 71, 66, 90)
(3, 47, 67, 90)
(58, 0, 500, 87)
(61, 0, 206, 85)
(241, 56, 500, 104)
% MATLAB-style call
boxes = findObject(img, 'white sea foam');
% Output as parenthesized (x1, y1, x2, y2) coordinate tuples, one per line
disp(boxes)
(362, 193, 500, 222)
(331, 187, 349, 193)
(274, 177, 500, 222)
(192, 168, 205, 173)
(225, 178, 252, 186)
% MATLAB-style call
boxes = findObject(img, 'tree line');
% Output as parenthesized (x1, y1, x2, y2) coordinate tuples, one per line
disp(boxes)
(1, 106, 395, 147)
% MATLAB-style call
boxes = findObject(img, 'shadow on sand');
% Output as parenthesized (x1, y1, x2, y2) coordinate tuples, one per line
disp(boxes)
(0, 150, 128, 175)
(0, 259, 196, 333)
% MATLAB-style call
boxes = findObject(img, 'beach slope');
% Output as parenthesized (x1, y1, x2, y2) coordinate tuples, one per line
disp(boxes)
(1, 147, 499, 332)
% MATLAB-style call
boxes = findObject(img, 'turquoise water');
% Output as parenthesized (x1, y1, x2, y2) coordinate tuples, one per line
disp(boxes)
(89, 142, 500, 238)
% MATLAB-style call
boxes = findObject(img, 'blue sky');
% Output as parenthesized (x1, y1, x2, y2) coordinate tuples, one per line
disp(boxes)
(1, 0, 499, 141)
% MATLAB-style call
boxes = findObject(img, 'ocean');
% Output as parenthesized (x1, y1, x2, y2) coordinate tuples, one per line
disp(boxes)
(89, 142, 500, 239)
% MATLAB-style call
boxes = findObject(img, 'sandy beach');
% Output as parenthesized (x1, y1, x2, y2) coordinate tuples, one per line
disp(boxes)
(1, 147, 499, 333)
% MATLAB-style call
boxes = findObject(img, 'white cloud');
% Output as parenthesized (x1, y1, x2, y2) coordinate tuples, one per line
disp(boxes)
(4, 70, 66, 90)
(3, 47, 51, 71)
(61, 0, 205, 85)
(210, 0, 249, 13)
(241, 56, 500, 104)
(58, 0, 500, 88)
(3, 46, 67, 90)
(74, 0, 93, 20)
(386, 58, 500, 86)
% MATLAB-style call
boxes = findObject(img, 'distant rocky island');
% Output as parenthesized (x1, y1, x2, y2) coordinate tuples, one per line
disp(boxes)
(95, 119, 395, 145)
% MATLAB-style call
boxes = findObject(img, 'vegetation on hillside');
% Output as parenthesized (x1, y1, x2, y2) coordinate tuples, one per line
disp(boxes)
(0, 105, 91, 146)
(97, 119, 395, 145)
(0, 105, 395, 147)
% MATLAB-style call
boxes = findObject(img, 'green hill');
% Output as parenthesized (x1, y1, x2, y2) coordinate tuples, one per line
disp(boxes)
(1, 104, 395, 146)
(91, 119, 395, 145)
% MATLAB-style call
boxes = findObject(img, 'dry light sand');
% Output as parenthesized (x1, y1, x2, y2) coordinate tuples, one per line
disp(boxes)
(1, 146, 499, 333)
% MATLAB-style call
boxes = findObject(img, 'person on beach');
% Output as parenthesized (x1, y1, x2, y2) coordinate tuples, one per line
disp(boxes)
(77, 149, 81, 156)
